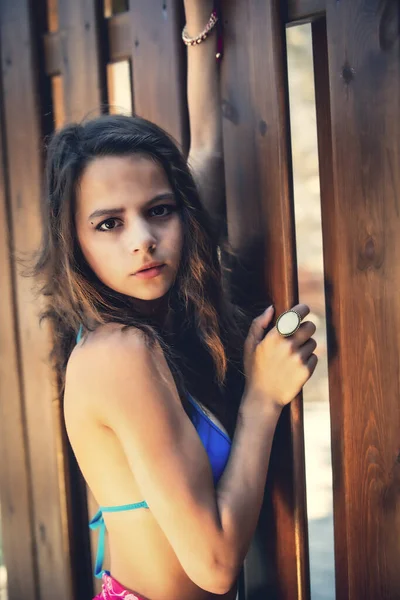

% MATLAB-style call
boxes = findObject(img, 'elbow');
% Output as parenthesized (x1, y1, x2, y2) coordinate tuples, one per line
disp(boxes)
(188, 554, 239, 595)
(188, 148, 224, 169)
(204, 558, 238, 595)
(206, 570, 237, 595)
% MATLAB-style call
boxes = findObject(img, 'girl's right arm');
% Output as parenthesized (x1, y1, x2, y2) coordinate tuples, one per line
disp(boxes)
(65, 305, 317, 595)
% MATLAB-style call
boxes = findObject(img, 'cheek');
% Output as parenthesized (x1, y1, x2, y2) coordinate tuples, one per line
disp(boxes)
(77, 230, 110, 277)
(77, 233, 96, 268)
(169, 220, 184, 260)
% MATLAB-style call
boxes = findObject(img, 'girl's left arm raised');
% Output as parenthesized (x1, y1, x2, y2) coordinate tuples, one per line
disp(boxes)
(183, 0, 225, 239)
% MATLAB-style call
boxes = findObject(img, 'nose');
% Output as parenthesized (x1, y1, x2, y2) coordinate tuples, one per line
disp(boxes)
(126, 218, 157, 254)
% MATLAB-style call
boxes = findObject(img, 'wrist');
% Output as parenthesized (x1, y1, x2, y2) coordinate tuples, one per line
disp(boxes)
(240, 389, 283, 424)
(184, 0, 215, 33)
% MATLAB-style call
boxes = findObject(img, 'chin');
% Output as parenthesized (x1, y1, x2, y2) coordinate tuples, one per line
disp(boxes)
(131, 290, 168, 301)
(126, 282, 173, 302)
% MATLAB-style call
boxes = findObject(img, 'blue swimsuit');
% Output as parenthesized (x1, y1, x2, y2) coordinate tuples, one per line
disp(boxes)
(76, 326, 232, 578)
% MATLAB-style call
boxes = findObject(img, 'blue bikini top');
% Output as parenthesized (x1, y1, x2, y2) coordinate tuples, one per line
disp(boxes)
(76, 326, 232, 578)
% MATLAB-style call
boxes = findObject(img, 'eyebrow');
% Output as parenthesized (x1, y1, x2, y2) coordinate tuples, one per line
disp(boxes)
(88, 192, 176, 221)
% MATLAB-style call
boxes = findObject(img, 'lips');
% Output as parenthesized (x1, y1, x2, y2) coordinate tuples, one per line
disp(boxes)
(134, 261, 164, 275)
(133, 262, 166, 280)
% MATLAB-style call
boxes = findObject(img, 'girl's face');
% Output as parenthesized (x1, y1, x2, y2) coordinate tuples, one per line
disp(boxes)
(75, 154, 183, 302)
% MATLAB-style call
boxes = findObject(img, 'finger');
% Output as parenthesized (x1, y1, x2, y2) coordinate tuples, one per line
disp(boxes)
(291, 321, 317, 347)
(289, 303, 311, 321)
(247, 306, 275, 346)
(306, 353, 318, 376)
(297, 338, 317, 363)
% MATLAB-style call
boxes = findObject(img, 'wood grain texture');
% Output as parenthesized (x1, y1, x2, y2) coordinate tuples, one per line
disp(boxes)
(43, 31, 61, 77)
(44, 13, 131, 77)
(287, 0, 326, 23)
(128, 0, 188, 150)
(57, 0, 106, 122)
(43, 0, 328, 79)
(317, 1, 400, 597)
(108, 11, 131, 62)
(0, 47, 37, 600)
(311, 16, 345, 595)
(220, 1, 310, 598)
(0, 1, 72, 598)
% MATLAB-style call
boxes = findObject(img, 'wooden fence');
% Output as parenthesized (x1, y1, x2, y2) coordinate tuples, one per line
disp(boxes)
(0, 0, 399, 599)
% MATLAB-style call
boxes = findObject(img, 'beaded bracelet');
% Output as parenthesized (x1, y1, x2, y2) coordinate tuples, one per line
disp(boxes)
(182, 10, 218, 47)
(182, 3, 223, 61)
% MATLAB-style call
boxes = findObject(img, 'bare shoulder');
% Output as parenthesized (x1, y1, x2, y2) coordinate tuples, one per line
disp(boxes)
(68, 321, 167, 371)
(64, 323, 174, 423)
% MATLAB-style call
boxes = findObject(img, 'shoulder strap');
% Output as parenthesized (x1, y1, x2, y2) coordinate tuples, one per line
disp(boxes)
(76, 324, 84, 344)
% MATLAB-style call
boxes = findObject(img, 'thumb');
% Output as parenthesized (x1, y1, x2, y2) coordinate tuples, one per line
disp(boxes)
(246, 305, 275, 348)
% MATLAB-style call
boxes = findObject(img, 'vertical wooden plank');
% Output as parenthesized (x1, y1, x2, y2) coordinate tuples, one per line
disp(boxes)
(57, 0, 106, 122)
(220, 1, 310, 598)
(104, 0, 128, 18)
(310, 16, 340, 599)
(128, 0, 188, 149)
(0, 53, 38, 600)
(0, 1, 72, 599)
(56, 3, 112, 595)
(47, 0, 59, 32)
(317, 1, 400, 597)
(287, 0, 326, 24)
(51, 75, 66, 129)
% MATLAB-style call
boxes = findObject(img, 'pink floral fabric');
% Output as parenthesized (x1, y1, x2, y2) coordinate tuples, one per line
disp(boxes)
(93, 571, 145, 600)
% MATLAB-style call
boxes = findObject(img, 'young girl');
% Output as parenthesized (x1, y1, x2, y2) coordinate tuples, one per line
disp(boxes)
(35, 3, 318, 600)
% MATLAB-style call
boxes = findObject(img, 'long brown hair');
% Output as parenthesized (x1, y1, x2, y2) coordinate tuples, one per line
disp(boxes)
(34, 114, 246, 437)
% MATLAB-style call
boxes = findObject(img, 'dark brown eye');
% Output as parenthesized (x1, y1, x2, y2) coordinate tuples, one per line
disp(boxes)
(149, 205, 176, 218)
(97, 218, 120, 231)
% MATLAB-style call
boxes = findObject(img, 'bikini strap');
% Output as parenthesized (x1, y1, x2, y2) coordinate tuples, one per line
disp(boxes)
(76, 324, 84, 344)
(89, 510, 107, 578)
(89, 502, 149, 578)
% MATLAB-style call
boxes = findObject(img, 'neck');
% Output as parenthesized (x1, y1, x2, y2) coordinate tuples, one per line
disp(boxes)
(130, 293, 175, 333)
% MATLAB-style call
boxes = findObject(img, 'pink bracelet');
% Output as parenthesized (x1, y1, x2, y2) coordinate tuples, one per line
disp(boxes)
(182, 5, 223, 61)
